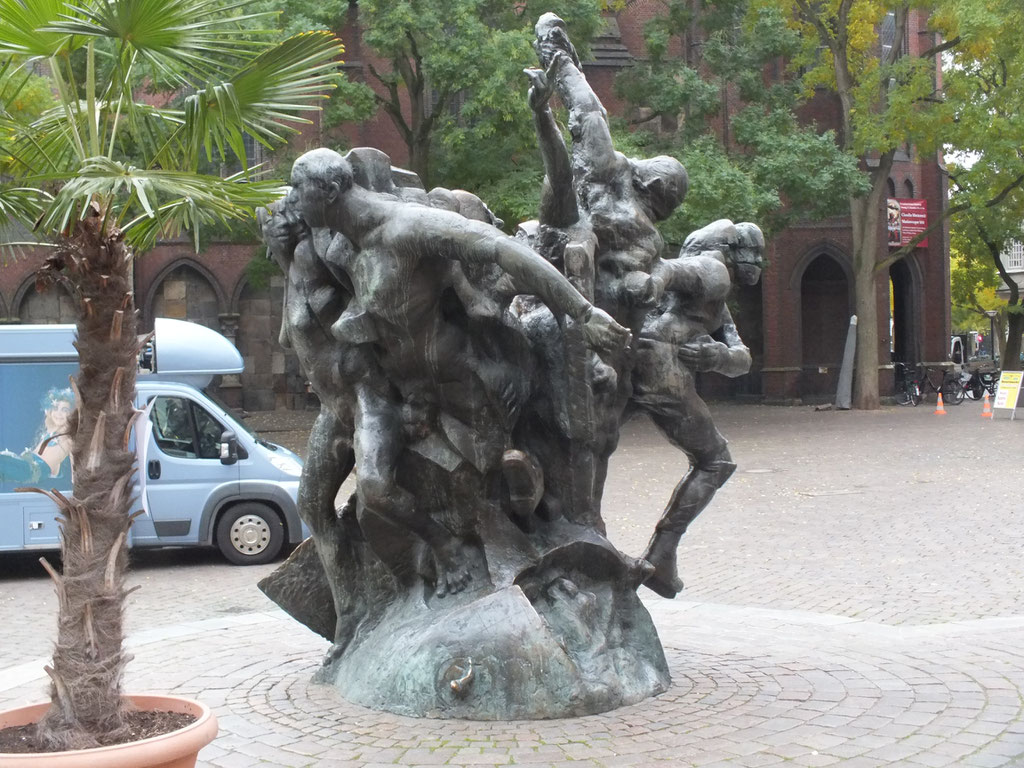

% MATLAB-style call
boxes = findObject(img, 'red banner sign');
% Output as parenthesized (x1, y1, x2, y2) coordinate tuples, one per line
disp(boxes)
(887, 198, 928, 248)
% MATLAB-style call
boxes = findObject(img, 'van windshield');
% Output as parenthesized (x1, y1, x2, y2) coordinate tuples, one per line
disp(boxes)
(202, 388, 260, 441)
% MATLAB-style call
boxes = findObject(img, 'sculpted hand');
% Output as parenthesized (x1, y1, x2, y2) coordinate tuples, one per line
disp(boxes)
(259, 203, 303, 260)
(524, 65, 554, 113)
(583, 307, 631, 353)
(623, 271, 665, 308)
(677, 335, 726, 372)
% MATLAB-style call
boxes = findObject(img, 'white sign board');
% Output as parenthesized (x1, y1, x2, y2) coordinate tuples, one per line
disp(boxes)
(993, 371, 1023, 419)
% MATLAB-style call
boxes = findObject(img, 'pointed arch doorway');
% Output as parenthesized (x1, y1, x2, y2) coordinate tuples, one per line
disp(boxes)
(889, 256, 920, 366)
(799, 252, 851, 397)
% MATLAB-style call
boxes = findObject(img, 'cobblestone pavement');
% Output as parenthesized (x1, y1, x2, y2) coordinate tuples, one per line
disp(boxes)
(2, 401, 1024, 767)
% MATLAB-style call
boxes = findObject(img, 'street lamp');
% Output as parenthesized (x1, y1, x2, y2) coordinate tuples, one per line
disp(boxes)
(984, 309, 998, 363)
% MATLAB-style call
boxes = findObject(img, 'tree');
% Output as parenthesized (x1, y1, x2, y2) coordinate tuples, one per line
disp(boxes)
(346, 0, 605, 188)
(936, 0, 1024, 368)
(0, 0, 341, 750)
(744, 0, 944, 408)
(610, 0, 867, 243)
(949, 243, 1000, 335)
(749, 0, 1024, 406)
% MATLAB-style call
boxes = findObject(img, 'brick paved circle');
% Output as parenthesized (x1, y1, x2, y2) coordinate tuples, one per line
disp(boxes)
(176, 621, 1023, 766)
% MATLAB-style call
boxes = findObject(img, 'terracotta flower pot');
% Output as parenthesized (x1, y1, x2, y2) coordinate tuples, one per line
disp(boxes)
(0, 694, 218, 768)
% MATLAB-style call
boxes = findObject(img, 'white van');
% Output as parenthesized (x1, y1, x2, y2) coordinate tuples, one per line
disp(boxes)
(0, 318, 306, 564)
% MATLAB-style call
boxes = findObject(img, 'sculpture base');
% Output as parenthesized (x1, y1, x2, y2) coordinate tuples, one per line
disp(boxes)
(263, 536, 670, 719)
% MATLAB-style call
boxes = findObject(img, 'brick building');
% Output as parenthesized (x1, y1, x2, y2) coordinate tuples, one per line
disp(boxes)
(332, 1, 951, 403)
(1, 2, 950, 407)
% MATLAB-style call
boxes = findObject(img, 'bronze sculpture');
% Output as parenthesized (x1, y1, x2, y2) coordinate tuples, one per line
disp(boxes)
(259, 13, 763, 720)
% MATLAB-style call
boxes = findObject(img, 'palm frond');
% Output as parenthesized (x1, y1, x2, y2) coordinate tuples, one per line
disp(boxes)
(49, 0, 275, 85)
(0, 185, 51, 261)
(38, 156, 285, 245)
(0, 0, 85, 58)
(121, 168, 285, 251)
(184, 30, 342, 168)
(0, 184, 49, 225)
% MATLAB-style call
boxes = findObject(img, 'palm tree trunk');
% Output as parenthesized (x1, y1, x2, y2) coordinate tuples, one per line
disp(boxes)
(36, 207, 140, 750)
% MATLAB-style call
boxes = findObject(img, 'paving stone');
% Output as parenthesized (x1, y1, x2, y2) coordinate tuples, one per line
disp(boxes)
(3, 406, 1024, 767)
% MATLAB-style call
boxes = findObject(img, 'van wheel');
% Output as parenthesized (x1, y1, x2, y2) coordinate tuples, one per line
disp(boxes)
(216, 503, 284, 565)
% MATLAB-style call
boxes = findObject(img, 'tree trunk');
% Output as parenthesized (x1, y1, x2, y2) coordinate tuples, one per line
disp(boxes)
(850, 195, 882, 410)
(1004, 311, 1023, 371)
(36, 207, 140, 751)
(409, 136, 431, 189)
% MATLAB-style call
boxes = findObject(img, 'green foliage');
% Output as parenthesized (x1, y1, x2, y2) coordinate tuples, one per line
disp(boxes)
(610, 0, 861, 240)
(349, 0, 604, 186)
(0, 68, 54, 123)
(0, 0, 343, 254)
(250, 0, 336, 37)
(244, 247, 281, 289)
(949, 245, 999, 332)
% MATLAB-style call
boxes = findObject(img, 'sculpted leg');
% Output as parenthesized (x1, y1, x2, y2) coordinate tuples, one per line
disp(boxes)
(642, 403, 734, 598)
(299, 408, 365, 655)
(355, 386, 473, 597)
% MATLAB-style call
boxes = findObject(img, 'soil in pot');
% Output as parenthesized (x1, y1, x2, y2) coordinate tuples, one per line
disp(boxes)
(0, 710, 196, 754)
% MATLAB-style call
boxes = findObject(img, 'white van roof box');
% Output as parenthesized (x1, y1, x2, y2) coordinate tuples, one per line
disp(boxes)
(0, 318, 243, 387)
(148, 317, 243, 381)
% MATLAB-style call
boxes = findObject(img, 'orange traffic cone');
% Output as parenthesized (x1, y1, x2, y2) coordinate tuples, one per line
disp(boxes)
(982, 391, 993, 418)
(934, 392, 947, 415)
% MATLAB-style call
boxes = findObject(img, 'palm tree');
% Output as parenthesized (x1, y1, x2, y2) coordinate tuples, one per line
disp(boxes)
(0, 0, 341, 751)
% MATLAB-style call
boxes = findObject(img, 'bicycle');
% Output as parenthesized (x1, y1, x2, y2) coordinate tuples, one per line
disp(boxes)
(894, 362, 921, 406)
(916, 364, 965, 405)
(963, 367, 999, 400)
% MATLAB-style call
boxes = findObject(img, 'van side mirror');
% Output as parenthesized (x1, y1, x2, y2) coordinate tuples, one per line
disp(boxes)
(219, 431, 239, 465)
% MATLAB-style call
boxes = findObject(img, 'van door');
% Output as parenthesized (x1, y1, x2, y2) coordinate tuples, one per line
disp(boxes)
(135, 394, 240, 545)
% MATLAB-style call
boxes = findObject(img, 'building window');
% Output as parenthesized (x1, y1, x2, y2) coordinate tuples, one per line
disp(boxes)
(880, 11, 908, 60)
(903, 179, 914, 198)
(1004, 240, 1024, 271)
(242, 134, 267, 177)
(887, 178, 896, 197)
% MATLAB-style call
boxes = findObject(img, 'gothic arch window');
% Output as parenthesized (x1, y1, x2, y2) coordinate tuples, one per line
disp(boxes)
(16, 280, 76, 324)
(887, 178, 896, 197)
(903, 179, 914, 198)
(148, 262, 222, 330)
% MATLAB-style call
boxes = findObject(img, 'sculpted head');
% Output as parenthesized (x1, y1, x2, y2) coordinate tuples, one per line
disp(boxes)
(681, 219, 739, 258)
(682, 219, 763, 286)
(733, 222, 764, 286)
(288, 148, 354, 228)
(632, 156, 688, 222)
(535, 12, 568, 40)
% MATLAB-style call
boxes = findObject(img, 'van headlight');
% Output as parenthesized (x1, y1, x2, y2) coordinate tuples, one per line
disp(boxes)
(268, 454, 302, 477)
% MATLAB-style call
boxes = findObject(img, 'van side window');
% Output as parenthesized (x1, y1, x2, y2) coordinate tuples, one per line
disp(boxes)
(192, 404, 224, 459)
(150, 396, 224, 460)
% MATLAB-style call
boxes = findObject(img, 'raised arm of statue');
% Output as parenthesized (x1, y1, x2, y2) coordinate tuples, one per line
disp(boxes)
(534, 14, 619, 182)
(406, 214, 629, 353)
(651, 253, 731, 299)
(525, 65, 578, 229)
(549, 52, 620, 182)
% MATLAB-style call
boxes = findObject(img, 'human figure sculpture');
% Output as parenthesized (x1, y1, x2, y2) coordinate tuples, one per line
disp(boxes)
(533, 14, 688, 334)
(258, 202, 375, 655)
(513, 16, 688, 532)
(632, 219, 764, 597)
(285, 147, 629, 597)
(527, 16, 762, 598)
(259, 13, 765, 721)
(261, 146, 539, 653)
